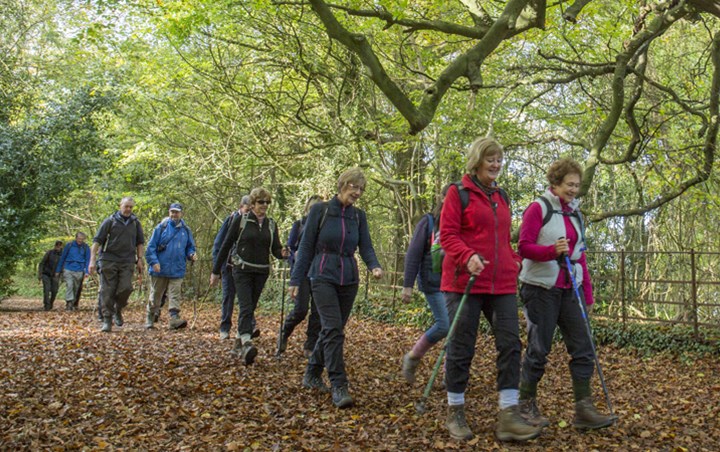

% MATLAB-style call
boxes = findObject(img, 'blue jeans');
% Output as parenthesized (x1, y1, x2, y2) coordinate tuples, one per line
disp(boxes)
(219, 265, 236, 333)
(424, 291, 449, 344)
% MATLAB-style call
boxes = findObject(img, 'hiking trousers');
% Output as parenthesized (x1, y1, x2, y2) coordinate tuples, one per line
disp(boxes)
(99, 261, 135, 319)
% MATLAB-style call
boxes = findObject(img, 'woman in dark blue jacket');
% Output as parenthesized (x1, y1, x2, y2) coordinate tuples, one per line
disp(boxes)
(400, 185, 450, 384)
(277, 195, 323, 357)
(289, 168, 383, 408)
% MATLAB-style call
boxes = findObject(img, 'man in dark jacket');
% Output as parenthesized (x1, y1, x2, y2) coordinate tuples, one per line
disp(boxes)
(38, 241, 63, 311)
(89, 197, 145, 333)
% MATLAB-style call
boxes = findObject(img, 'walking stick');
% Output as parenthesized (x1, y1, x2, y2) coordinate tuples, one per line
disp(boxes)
(564, 254, 615, 416)
(276, 260, 287, 358)
(415, 275, 476, 415)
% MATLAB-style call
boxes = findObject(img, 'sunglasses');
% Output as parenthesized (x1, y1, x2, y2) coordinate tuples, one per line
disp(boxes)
(256, 200, 271, 205)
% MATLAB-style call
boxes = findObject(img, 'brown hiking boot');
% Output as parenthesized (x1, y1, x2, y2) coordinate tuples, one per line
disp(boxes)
(445, 404, 474, 441)
(401, 352, 420, 384)
(574, 398, 617, 430)
(496, 405, 542, 441)
(168, 316, 188, 330)
(518, 398, 550, 427)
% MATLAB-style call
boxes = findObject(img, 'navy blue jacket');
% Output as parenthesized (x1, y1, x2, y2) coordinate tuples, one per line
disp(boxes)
(290, 196, 381, 287)
(403, 214, 441, 293)
(212, 211, 238, 266)
(286, 218, 304, 270)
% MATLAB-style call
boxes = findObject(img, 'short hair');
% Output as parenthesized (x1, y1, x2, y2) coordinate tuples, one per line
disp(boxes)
(432, 183, 453, 219)
(239, 195, 251, 207)
(546, 158, 583, 186)
(54, 240, 63, 247)
(120, 196, 135, 206)
(337, 167, 366, 192)
(249, 187, 272, 204)
(75, 232, 87, 239)
(465, 137, 504, 174)
(304, 195, 323, 215)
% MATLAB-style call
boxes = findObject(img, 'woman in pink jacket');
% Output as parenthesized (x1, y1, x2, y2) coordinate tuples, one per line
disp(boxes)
(440, 137, 540, 442)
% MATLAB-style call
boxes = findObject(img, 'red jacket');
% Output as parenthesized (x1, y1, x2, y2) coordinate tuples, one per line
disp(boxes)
(440, 174, 521, 294)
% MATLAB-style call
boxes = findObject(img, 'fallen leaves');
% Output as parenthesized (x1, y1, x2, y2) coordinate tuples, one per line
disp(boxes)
(0, 297, 719, 450)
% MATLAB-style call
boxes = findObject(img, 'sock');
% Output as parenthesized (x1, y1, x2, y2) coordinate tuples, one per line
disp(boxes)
(410, 334, 433, 359)
(240, 333, 252, 344)
(447, 392, 465, 406)
(498, 389, 519, 409)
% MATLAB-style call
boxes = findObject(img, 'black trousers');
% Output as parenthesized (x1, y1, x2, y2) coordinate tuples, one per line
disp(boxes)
(306, 280, 358, 388)
(232, 270, 269, 338)
(41, 274, 59, 310)
(520, 284, 594, 384)
(282, 277, 321, 352)
(445, 292, 522, 394)
(99, 261, 135, 318)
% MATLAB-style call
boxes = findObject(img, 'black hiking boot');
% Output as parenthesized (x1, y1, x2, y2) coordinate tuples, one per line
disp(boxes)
(331, 385, 354, 409)
(302, 372, 330, 393)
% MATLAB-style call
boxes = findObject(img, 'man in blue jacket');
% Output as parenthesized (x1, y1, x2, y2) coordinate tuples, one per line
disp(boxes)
(55, 232, 91, 311)
(145, 203, 197, 330)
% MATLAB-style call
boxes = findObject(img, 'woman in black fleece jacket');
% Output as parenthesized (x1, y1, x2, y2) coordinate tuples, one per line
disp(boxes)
(211, 187, 288, 365)
(288, 168, 383, 409)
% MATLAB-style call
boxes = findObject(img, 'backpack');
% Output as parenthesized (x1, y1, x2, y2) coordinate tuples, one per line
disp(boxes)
(230, 212, 276, 268)
(430, 181, 509, 273)
(536, 196, 587, 251)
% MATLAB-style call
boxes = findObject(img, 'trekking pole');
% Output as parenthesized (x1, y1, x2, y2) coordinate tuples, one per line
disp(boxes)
(564, 254, 615, 416)
(275, 260, 288, 358)
(415, 275, 476, 415)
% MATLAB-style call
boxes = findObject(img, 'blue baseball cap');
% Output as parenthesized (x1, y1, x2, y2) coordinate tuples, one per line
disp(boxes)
(169, 203, 183, 212)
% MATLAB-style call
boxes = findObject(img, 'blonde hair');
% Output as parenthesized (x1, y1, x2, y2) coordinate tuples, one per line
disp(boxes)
(465, 137, 504, 174)
(337, 167, 366, 192)
(304, 195, 323, 215)
(249, 187, 272, 204)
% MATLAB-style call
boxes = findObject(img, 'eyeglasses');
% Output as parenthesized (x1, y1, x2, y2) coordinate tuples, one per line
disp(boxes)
(562, 182, 581, 189)
(256, 200, 271, 205)
(347, 183, 365, 193)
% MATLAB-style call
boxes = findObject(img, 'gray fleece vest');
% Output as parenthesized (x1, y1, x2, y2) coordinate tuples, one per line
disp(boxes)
(519, 190, 585, 289)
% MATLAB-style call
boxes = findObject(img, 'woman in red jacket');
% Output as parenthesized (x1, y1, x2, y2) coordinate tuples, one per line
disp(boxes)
(441, 137, 541, 442)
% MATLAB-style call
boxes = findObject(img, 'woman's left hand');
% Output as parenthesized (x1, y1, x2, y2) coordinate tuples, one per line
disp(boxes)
(371, 267, 383, 279)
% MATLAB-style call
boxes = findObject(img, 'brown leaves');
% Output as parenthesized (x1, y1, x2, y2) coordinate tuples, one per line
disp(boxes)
(1, 297, 719, 450)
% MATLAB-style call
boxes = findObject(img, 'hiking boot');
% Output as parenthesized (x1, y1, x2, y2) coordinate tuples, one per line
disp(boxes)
(401, 352, 420, 384)
(66, 301, 73, 311)
(113, 310, 124, 327)
(276, 331, 288, 355)
(445, 404, 474, 441)
(100, 319, 112, 333)
(518, 398, 550, 427)
(331, 385, 353, 408)
(251, 328, 261, 339)
(302, 372, 330, 393)
(145, 313, 155, 329)
(168, 316, 188, 330)
(574, 398, 617, 430)
(219, 331, 230, 340)
(240, 340, 258, 366)
(231, 338, 243, 354)
(153, 312, 160, 323)
(496, 405, 542, 441)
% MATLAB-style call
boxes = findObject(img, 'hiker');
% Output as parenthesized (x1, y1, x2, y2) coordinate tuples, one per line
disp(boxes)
(440, 137, 541, 441)
(277, 195, 323, 357)
(400, 185, 451, 384)
(211, 188, 289, 364)
(89, 197, 145, 333)
(212, 195, 254, 340)
(55, 232, 91, 311)
(288, 168, 383, 409)
(144, 203, 197, 330)
(517, 157, 615, 430)
(39, 240, 63, 311)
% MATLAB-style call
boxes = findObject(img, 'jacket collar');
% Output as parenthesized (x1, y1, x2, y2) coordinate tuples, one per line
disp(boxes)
(545, 187, 581, 212)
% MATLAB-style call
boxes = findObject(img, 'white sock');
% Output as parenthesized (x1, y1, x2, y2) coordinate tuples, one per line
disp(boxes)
(240, 333, 252, 344)
(498, 389, 519, 409)
(447, 391, 465, 406)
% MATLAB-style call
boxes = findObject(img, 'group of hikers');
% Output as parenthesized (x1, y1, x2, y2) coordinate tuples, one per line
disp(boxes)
(37, 138, 616, 442)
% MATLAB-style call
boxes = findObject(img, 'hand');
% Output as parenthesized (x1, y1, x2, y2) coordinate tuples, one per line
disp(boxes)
(281, 247, 290, 258)
(209, 273, 220, 287)
(55, 272, 60, 278)
(88, 260, 96, 276)
(584, 303, 594, 316)
(466, 254, 489, 276)
(136, 260, 145, 273)
(288, 285, 299, 299)
(555, 238, 569, 256)
(401, 287, 413, 304)
(190, 253, 198, 262)
(152, 263, 161, 273)
(371, 267, 383, 279)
